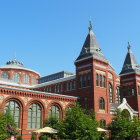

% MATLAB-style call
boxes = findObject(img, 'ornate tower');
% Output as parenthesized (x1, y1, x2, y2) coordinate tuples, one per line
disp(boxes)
(74, 22, 119, 124)
(120, 43, 140, 114)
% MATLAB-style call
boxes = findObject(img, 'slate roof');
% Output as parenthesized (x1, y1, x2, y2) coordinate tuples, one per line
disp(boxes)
(75, 22, 108, 62)
(120, 42, 140, 75)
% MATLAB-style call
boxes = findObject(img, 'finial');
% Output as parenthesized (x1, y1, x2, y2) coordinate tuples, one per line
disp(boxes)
(88, 18, 92, 31)
(127, 41, 131, 52)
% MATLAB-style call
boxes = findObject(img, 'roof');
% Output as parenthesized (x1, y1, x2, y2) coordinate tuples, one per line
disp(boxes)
(0, 62, 40, 76)
(38, 71, 75, 84)
(75, 21, 108, 63)
(120, 42, 140, 75)
(0, 85, 78, 99)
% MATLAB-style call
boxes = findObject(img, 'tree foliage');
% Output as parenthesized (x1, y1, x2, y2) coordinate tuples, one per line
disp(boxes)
(0, 107, 18, 140)
(58, 103, 99, 140)
(109, 109, 140, 139)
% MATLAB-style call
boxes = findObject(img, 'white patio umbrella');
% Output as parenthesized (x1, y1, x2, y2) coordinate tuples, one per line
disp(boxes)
(97, 127, 107, 132)
(34, 127, 58, 134)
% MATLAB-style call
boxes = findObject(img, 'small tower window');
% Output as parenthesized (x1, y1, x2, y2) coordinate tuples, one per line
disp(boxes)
(116, 87, 121, 103)
(96, 74, 99, 86)
(100, 75, 102, 87)
(103, 76, 106, 88)
(87, 72, 91, 86)
(80, 75, 82, 88)
(109, 83, 113, 103)
(99, 97, 105, 110)
(138, 86, 140, 95)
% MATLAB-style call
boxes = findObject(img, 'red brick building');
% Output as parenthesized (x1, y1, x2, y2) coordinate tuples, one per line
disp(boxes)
(0, 22, 139, 139)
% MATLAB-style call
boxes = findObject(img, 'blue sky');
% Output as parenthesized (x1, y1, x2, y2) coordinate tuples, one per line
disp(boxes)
(0, 0, 140, 76)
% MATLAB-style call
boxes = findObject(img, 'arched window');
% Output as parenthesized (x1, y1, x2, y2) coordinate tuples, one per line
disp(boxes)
(116, 87, 121, 103)
(109, 83, 113, 103)
(99, 97, 105, 110)
(32, 77, 37, 85)
(100, 75, 102, 87)
(13, 72, 20, 83)
(100, 120, 106, 129)
(4, 100, 20, 127)
(48, 105, 60, 120)
(96, 74, 99, 86)
(28, 103, 42, 129)
(24, 74, 30, 84)
(2, 72, 9, 79)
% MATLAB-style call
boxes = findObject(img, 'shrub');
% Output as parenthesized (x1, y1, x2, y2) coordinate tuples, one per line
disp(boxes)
(17, 136, 23, 140)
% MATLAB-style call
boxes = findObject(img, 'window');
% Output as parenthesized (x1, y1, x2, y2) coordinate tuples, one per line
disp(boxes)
(28, 103, 42, 129)
(82, 75, 86, 87)
(24, 74, 30, 84)
(2, 72, 9, 79)
(4, 100, 20, 127)
(103, 76, 106, 87)
(99, 97, 105, 110)
(131, 88, 135, 96)
(138, 86, 140, 95)
(32, 77, 37, 85)
(116, 87, 121, 103)
(109, 83, 113, 103)
(70, 82, 73, 90)
(87, 72, 91, 86)
(96, 74, 99, 86)
(100, 120, 106, 129)
(13, 72, 20, 83)
(48, 105, 60, 120)
(66, 82, 70, 91)
(100, 75, 102, 87)
(80, 75, 82, 88)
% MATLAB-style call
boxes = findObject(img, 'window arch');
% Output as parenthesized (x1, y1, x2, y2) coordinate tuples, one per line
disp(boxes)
(48, 105, 60, 120)
(28, 103, 42, 129)
(99, 97, 105, 110)
(96, 74, 99, 86)
(13, 72, 20, 83)
(24, 74, 30, 84)
(100, 120, 106, 129)
(4, 100, 20, 127)
(116, 87, 121, 103)
(109, 83, 113, 103)
(2, 72, 9, 79)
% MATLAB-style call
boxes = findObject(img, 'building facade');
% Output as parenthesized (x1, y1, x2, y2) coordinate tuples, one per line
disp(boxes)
(0, 22, 139, 139)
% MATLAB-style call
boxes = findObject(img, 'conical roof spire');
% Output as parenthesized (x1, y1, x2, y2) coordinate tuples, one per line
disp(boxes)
(120, 42, 140, 75)
(75, 21, 107, 62)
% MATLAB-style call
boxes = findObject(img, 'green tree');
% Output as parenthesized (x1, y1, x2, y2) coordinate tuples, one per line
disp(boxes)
(131, 116, 140, 139)
(58, 104, 99, 140)
(0, 107, 18, 140)
(44, 117, 59, 139)
(109, 109, 134, 139)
